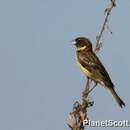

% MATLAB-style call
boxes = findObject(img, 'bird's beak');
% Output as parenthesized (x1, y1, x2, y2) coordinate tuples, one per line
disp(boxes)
(71, 39, 76, 45)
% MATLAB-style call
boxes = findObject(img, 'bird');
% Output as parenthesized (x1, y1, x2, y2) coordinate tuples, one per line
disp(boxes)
(72, 37, 125, 108)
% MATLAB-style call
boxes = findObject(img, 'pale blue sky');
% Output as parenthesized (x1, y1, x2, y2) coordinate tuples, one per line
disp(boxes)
(0, 0, 129, 130)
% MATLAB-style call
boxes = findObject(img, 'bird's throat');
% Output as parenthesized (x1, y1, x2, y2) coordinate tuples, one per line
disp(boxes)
(77, 46, 86, 51)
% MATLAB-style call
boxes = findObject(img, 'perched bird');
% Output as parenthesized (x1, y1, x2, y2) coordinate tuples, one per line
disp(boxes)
(72, 37, 125, 108)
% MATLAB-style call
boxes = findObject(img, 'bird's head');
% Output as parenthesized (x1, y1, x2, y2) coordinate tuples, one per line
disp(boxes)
(72, 37, 92, 51)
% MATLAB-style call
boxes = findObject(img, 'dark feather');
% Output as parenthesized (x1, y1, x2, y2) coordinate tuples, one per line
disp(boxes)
(77, 50, 114, 88)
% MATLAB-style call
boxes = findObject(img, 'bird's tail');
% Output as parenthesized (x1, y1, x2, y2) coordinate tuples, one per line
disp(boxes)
(109, 87, 125, 108)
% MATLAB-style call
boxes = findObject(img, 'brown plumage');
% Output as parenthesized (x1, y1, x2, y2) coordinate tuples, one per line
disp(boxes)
(73, 37, 125, 108)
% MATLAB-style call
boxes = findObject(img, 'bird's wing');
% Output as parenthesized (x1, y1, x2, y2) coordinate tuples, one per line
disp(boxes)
(78, 51, 114, 87)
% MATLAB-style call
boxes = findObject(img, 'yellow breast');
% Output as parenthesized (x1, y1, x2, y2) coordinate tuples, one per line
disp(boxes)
(76, 60, 94, 78)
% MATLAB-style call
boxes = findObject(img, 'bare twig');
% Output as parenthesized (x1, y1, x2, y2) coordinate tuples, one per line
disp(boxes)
(95, 0, 116, 52)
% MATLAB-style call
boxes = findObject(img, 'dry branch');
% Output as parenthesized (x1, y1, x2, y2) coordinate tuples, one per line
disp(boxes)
(95, 0, 116, 52)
